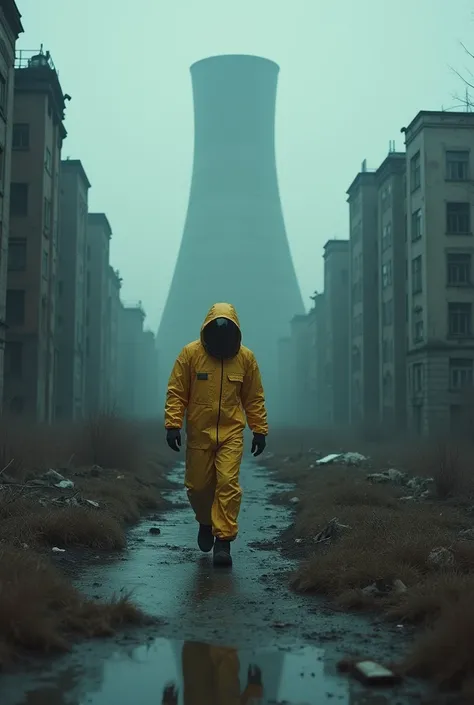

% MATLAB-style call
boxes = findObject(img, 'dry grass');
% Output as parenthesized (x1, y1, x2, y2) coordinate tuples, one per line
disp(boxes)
(0, 414, 173, 664)
(0, 546, 151, 665)
(267, 428, 474, 695)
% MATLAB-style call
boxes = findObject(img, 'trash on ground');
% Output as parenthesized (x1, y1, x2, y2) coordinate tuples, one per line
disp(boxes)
(352, 660, 400, 686)
(44, 469, 65, 483)
(314, 517, 351, 544)
(52, 547, 66, 553)
(289, 496, 300, 504)
(116, 475, 125, 480)
(367, 468, 407, 485)
(428, 547, 455, 568)
(149, 527, 161, 535)
(362, 578, 407, 597)
(316, 452, 368, 467)
(55, 479, 74, 490)
(458, 528, 474, 541)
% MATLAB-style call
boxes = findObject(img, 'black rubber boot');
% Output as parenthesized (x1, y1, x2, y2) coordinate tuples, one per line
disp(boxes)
(197, 524, 214, 553)
(213, 539, 232, 567)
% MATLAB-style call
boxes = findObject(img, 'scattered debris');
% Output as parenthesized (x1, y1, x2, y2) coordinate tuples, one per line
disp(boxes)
(52, 547, 66, 553)
(458, 528, 474, 541)
(90, 465, 102, 478)
(51, 494, 100, 509)
(149, 527, 161, 535)
(352, 660, 400, 686)
(44, 469, 66, 483)
(116, 475, 125, 480)
(367, 469, 407, 485)
(428, 547, 455, 568)
(314, 517, 351, 544)
(295, 538, 303, 544)
(55, 479, 74, 490)
(362, 578, 407, 598)
(289, 496, 300, 505)
(316, 452, 368, 467)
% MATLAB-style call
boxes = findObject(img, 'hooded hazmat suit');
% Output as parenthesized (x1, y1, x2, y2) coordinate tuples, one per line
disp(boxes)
(164, 303, 268, 541)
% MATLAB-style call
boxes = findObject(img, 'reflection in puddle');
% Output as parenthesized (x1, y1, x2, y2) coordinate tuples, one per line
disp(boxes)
(13, 638, 349, 705)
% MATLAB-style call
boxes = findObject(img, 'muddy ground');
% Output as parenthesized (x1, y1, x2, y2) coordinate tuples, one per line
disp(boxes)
(1, 460, 439, 705)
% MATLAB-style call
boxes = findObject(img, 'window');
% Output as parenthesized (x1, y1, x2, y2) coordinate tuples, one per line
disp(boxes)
(352, 314, 362, 337)
(410, 151, 421, 191)
(42, 250, 49, 278)
(12, 124, 30, 150)
(382, 299, 393, 327)
(8, 240, 26, 271)
(412, 255, 422, 294)
(449, 358, 473, 390)
(4, 342, 22, 379)
(43, 197, 51, 234)
(0, 74, 6, 112)
(446, 150, 469, 181)
(382, 222, 392, 251)
(381, 182, 392, 212)
(447, 252, 471, 286)
(448, 302, 472, 338)
(412, 363, 423, 394)
(6, 290, 25, 326)
(413, 308, 424, 343)
(411, 209, 422, 241)
(382, 260, 392, 288)
(382, 338, 393, 363)
(45, 147, 52, 174)
(10, 183, 28, 216)
(352, 280, 362, 304)
(447, 202, 471, 235)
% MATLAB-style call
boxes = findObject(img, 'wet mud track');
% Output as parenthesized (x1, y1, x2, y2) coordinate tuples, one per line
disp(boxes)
(3, 461, 430, 704)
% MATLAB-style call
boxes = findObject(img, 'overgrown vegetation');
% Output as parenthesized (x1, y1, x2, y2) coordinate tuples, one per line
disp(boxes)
(267, 429, 474, 696)
(0, 414, 172, 664)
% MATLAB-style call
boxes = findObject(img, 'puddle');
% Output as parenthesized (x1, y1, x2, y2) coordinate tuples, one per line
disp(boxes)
(4, 638, 350, 704)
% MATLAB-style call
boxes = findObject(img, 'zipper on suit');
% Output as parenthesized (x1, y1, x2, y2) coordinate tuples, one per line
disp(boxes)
(216, 358, 224, 446)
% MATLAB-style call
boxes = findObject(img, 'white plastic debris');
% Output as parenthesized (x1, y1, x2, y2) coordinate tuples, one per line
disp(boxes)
(316, 454, 343, 465)
(316, 452, 368, 467)
(85, 499, 100, 508)
(367, 469, 407, 485)
(52, 547, 66, 553)
(428, 547, 455, 568)
(55, 480, 74, 490)
(290, 496, 300, 504)
(295, 538, 303, 544)
(44, 469, 65, 483)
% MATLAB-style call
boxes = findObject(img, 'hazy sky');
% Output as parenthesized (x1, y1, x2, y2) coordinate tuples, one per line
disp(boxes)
(16, 0, 473, 329)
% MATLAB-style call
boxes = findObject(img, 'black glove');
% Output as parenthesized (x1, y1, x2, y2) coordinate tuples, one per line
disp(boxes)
(247, 664, 262, 685)
(251, 433, 266, 457)
(166, 428, 181, 452)
(162, 683, 178, 705)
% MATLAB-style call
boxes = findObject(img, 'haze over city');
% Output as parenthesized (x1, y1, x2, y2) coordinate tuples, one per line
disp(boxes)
(16, 0, 473, 329)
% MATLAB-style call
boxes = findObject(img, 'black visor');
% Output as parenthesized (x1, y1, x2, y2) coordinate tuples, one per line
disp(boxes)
(202, 318, 241, 359)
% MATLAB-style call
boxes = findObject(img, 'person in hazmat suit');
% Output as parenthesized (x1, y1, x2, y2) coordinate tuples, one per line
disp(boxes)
(164, 302, 268, 567)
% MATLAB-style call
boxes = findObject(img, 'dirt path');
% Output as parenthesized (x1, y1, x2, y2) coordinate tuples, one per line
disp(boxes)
(2, 461, 430, 704)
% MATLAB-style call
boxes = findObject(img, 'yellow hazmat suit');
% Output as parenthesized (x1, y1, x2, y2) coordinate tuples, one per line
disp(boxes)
(165, 303, 268, 540)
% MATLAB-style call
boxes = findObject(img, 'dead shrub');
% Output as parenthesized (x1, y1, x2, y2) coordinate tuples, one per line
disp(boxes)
(76, 414, 141, 472)
(0, 547, 149, 664)
(425, 442, 472, 500)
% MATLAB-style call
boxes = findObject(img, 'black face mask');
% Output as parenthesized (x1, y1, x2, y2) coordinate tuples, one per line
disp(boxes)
(202, 317, 241, 359)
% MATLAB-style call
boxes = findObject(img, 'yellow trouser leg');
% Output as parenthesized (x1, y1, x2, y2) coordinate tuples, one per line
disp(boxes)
(185, 447, 216, 526)
(212, 438, 243, 541)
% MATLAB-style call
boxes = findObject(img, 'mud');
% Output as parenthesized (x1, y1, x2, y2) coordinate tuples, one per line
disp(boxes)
(2, 460, 432, 704)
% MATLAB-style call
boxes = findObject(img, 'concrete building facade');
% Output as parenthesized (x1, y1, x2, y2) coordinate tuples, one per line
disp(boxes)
(347, 170, 379, 427)
(5, 50, 66, 420)
(307, 292, 328, 426)
(56, 159, 90, 420)
(106, 266, 121, 411)
(323, 240, 349, 425)
(405, 111, 474, 435)
(117, 303, 146, 417)
(85, 213, 111, 416)
(0, 1, 22, 410)
(376, 152, 407, 430)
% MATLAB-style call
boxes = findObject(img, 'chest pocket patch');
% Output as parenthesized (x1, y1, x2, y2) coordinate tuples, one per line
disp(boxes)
(225, 373, 244, 405)
(193, 371, 212, 405)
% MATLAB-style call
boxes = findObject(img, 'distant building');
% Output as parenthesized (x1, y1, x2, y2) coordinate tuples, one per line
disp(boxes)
(323, 240, 350, 425)
(6, 49, 67, 420)
(85, 213, 111, 415)
(56, 159, 90, 420)
(405, 111, 474, 435)
(347, 169, 379, 427)
(307, 292, 327, 426)
(106, 266, 121, 411)
(289, 313, 313, 427)
(0, 0, 23, 410)
(139, 330, 159, 418)
(117, 303, 146, 417)
(376, 152, 407, 430)
(276, 336, 293, 426)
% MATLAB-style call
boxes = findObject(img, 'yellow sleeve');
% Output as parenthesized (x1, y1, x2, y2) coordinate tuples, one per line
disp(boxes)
(164, 347, 190, 429)
(241, 354, 268, 435)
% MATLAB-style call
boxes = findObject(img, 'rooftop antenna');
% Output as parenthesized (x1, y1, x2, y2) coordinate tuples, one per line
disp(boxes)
(361, 158, 367, 172)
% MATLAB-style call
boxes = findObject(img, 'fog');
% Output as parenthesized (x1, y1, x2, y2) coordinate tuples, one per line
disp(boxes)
(17, 0, 472, 336)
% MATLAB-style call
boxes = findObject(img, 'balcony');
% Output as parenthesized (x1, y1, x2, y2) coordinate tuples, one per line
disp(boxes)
(15, 48, 58, 74)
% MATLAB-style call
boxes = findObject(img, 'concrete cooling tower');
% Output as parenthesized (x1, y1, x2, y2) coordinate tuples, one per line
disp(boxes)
(157, 54, 304, 418)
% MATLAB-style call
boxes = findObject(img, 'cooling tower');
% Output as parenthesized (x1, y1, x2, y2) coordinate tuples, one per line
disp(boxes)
(157, 54, 304, 418)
